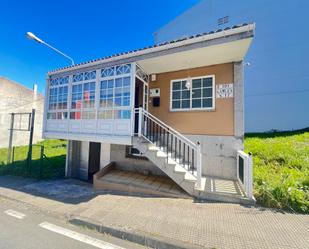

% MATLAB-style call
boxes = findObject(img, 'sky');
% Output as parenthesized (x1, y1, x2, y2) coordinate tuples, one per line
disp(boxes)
(0, 0, 199, 93)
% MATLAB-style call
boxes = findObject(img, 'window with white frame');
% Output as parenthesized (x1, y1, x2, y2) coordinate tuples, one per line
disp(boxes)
(98, 64, 131, 120)
(171, 76, 214, 111)
(70, 70, 96, 120)
(47, 76, 69, 119)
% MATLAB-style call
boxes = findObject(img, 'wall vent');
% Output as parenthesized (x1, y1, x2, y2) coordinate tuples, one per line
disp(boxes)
(218, 16, 229, 26)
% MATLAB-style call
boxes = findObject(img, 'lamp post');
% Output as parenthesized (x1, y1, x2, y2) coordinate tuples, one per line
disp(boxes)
(26, 32, 75, 65)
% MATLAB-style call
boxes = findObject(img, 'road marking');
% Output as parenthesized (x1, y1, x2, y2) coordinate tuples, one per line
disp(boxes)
(4, 209, 26, 219)
(39, 222, 124, 249)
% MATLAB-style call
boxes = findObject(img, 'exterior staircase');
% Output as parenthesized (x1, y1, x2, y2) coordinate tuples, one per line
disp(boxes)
(133, 108, 255, 205)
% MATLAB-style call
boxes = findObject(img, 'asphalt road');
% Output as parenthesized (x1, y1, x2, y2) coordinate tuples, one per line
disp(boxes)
(0, 198, 147, 249)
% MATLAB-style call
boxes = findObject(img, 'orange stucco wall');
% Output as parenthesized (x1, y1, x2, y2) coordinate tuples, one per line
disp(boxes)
(148, 63, 234, 136)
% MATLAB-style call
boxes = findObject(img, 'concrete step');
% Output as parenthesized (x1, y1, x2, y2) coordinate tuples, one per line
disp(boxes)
(94, 169, 191, 199)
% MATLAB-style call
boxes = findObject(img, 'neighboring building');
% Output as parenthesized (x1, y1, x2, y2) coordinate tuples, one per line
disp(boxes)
(43, 24, 255, 203)
(154, 0, 309, 132)
(0, 77, 44, 148)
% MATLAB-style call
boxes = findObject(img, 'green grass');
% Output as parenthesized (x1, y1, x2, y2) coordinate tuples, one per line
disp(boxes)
(0, 139, 67, 179)
(245, 130, 309, 214)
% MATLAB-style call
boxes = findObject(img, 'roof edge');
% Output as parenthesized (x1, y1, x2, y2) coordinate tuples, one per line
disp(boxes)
(48, 23, 255, 76)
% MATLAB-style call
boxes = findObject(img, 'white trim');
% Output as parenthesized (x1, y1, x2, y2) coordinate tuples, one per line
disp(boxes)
(48, 24, 255, 75)
(44, 132, 132, 145)
(169, 75, 215, 112)
(39, 222, 124, 249)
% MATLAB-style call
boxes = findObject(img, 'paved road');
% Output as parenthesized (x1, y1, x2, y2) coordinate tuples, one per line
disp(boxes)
(0, 198, 146, 249)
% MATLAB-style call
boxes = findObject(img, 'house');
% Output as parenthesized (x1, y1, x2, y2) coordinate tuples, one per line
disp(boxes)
(0, 77, 44, 148)
(43, 23, 255, 203)
(153, 0, 309, 132)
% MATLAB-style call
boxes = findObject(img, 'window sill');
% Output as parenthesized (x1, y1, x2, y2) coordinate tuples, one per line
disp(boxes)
(169, 108, 216, 112)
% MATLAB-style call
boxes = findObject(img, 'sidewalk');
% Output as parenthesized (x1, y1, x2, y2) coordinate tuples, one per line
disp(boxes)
(0, 176, 308, 249)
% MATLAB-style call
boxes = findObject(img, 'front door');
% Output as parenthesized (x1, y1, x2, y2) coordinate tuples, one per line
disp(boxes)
(88, 142, 101, 181)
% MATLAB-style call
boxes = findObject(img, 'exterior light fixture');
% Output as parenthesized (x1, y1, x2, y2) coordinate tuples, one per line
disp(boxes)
(26, 32, 75, 65)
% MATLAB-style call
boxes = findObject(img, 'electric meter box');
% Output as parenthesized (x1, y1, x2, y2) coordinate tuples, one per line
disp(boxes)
(149, 88, 160, 97)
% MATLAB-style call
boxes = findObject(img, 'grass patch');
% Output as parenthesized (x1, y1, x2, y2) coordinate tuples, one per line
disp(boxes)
(245, 130, 309, 213)
(0, 139, 67, 179)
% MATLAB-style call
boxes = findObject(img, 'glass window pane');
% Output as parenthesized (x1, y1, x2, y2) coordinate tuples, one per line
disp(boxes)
(203, 77, 213, 87)
(123, 97, 130, 106)
(181, 100, 190, 109)
(121, 110, 131, 119)
(192, 99, 202, 108)
(106, 110, 113, 119)
(107, 80, 114, 88)
(172, 91, 180, 100)
(202, 98, 213, 108)
(115, 78, 122, 88)
(173, 81, 181, 91)
(70, 111, 81, 120)
(192, 89, 201, 98)
(101, 80, 107, 89)
(182, 90, 190, 99)
(123, 87, 130, 96)
(203, 88, 212, 98)
(123, 77, 130, 87)
(172, 101, 180, 109)
(192, 79, 201, 89)
(114, 97, 121, 107)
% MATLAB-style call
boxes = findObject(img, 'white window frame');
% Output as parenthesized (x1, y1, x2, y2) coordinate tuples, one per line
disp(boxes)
(169, 75, 215, 112)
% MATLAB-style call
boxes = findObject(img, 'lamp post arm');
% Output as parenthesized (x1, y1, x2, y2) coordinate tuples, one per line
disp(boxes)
(42, 41, 75, 65)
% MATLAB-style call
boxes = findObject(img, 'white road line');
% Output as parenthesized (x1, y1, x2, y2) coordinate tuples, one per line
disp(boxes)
(4, 209, 26, 219)
(39, 222, 124, 249)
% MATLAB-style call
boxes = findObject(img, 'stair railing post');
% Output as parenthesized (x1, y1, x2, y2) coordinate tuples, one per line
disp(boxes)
(247, 153, 253, 199)
(138, 107, 143, 137)
(196, 141, 202, 188)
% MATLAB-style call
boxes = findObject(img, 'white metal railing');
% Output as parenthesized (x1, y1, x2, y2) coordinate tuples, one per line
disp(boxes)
(135, 107, 202, 187)
(237, 150, 253, 199)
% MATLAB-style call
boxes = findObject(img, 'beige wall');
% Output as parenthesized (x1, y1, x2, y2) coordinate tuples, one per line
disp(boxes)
(0, 77, 44, 148)
(148, 63, 234, 136)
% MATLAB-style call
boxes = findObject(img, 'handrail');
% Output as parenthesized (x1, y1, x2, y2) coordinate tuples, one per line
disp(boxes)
(135, 107, 202, 188)
(134, 108, 197, 150)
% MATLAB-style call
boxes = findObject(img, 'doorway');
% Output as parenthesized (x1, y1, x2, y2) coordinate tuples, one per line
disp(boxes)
(88, 142, 101, 181)
(134, 78, 144, 133)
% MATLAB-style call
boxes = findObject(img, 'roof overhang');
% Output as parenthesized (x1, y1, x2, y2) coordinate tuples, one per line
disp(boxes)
(137, 37, 252, 74)
(48, 23, 255, 77)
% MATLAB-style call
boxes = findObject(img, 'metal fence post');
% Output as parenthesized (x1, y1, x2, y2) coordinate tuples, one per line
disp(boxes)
(7, 113, 15, 164)
(196, 141, 202, 188)
(39, 146, 44, 179)
(26, 109, 35, 174)
(247, 153, 253, 199)
(138, 107, 142, 137)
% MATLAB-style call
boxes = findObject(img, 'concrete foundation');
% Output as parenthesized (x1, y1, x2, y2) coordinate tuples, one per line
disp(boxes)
(110, 144, 165, 176)
(186, 134, 243, 180)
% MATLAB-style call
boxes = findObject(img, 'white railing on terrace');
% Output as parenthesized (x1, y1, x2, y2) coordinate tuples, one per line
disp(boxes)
(237, 150, 253, 199)
(135, 107, 202, 188)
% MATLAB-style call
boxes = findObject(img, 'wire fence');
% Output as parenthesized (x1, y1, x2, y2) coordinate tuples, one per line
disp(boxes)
(0, 144, 65, 179)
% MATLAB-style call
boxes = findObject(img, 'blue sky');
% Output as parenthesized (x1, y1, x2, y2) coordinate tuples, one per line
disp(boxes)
(0, 0, 198, 92)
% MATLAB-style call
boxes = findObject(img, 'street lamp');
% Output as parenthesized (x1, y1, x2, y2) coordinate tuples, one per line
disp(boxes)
(26, 32, 75, 65)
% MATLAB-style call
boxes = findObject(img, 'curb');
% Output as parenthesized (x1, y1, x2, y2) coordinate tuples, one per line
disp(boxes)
(70, 217, 207, 249)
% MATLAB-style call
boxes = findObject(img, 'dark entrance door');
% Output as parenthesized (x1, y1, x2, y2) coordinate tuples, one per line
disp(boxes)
(88, 142, 101, 181)
(134, 81, 142, 133)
